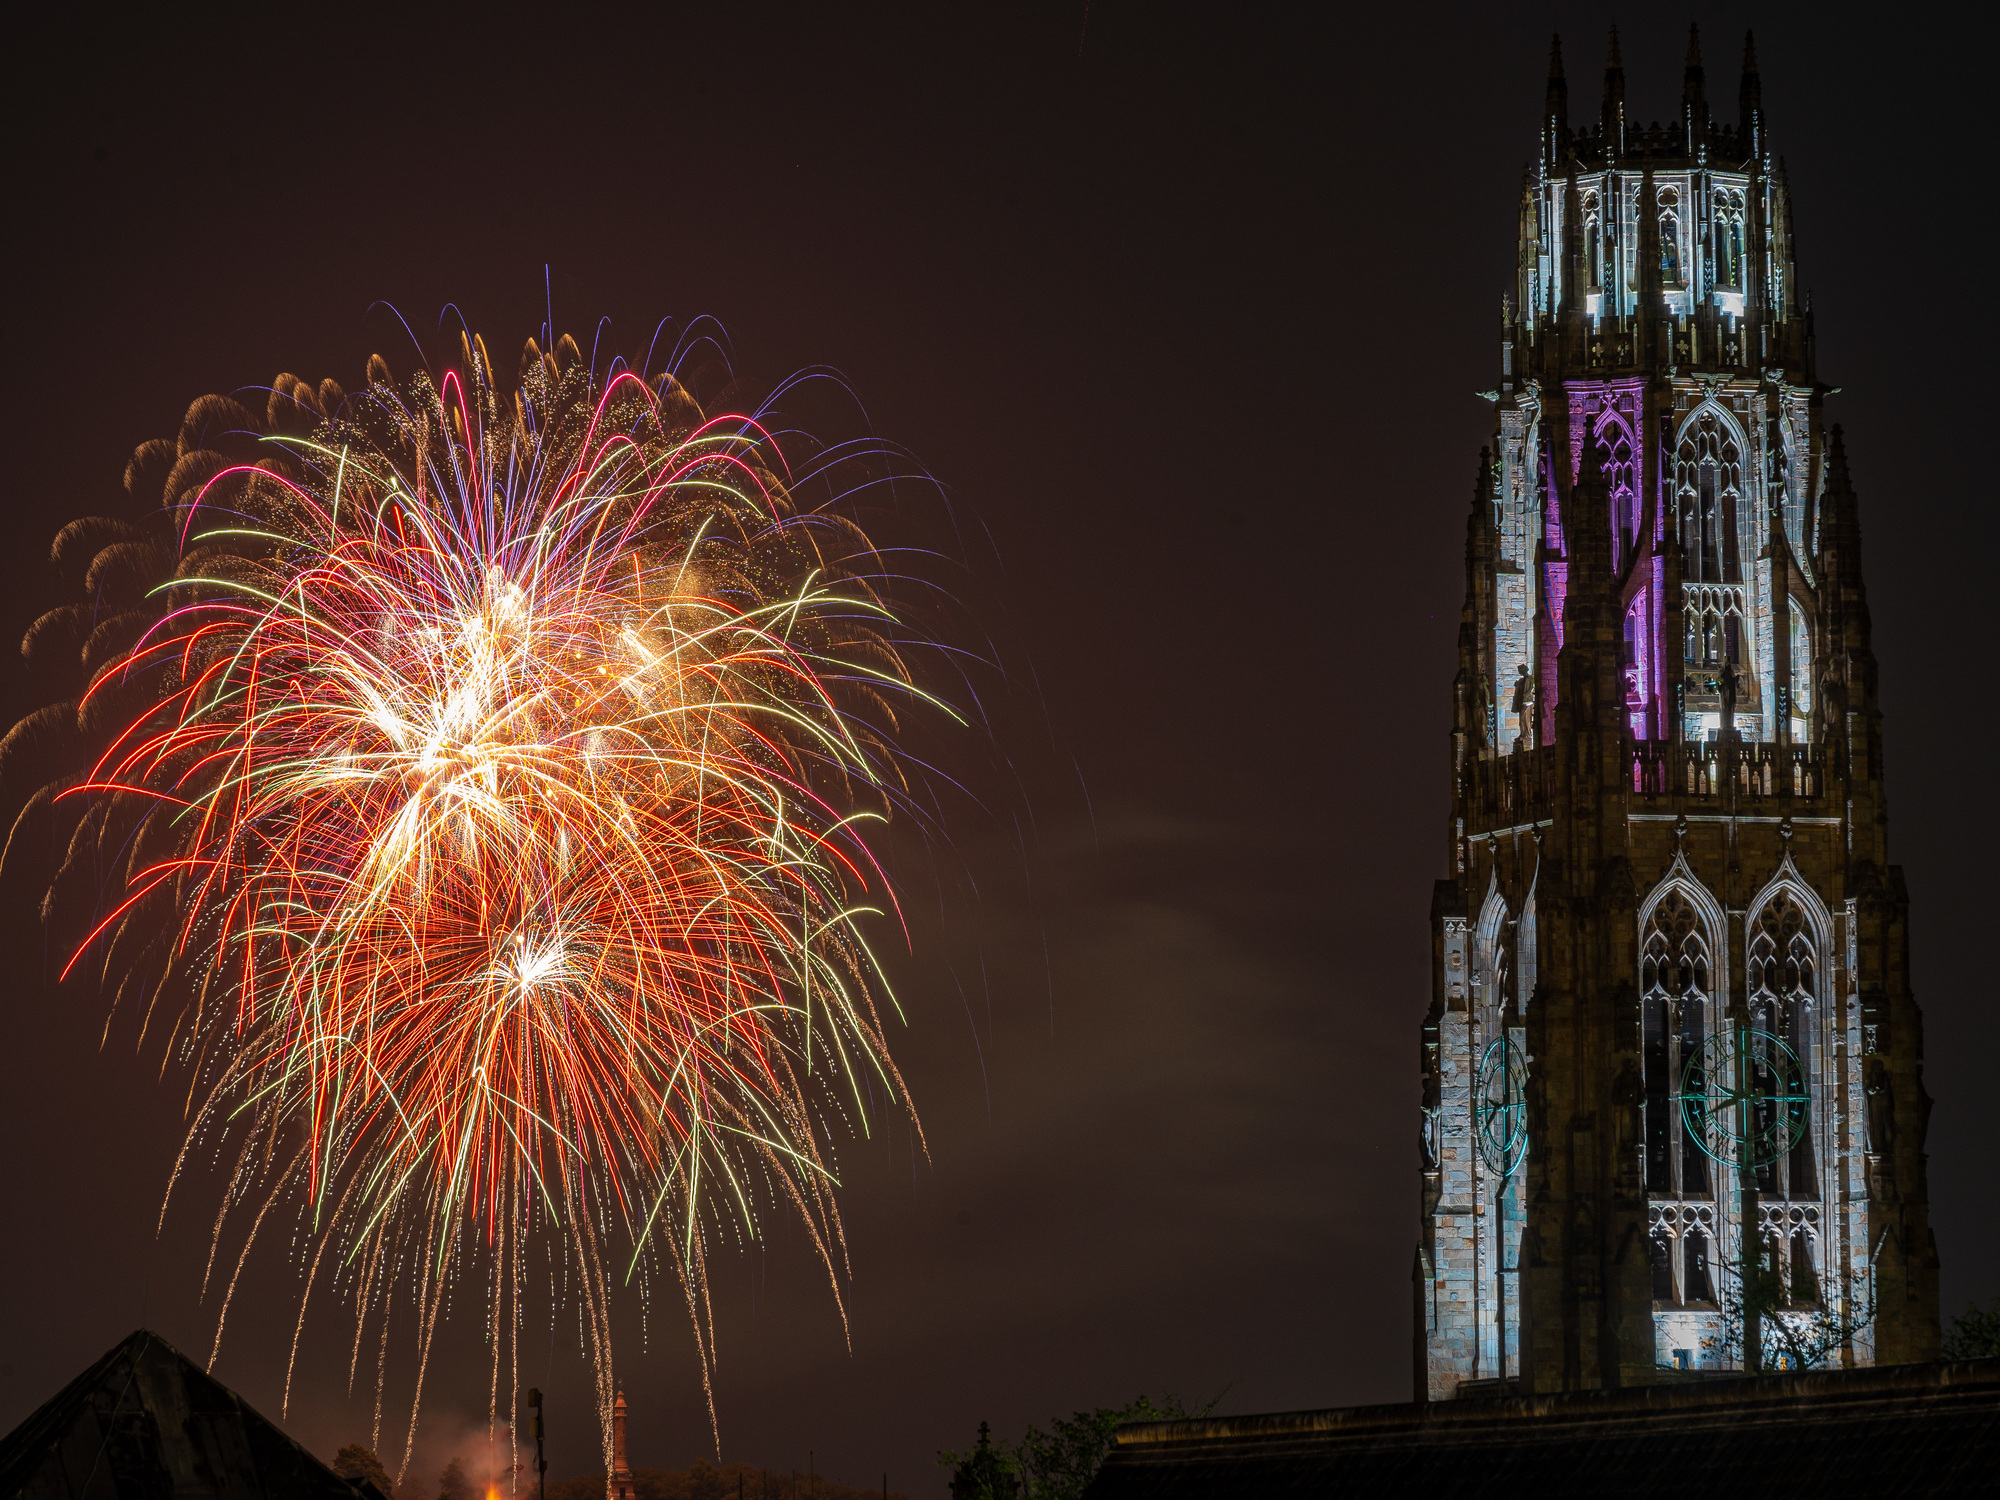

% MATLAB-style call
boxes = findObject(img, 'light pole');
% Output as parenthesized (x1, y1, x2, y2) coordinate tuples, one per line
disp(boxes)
(528, 1388, 548, 1500)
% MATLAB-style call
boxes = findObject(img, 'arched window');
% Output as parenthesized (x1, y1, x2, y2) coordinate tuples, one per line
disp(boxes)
(1657, 188, 1683, 285)
(1678, 409, 1743, 585)
(1676, 409, 1753, 724)
(1683, 587, 1745, 677)
(1623, 591, 1652, 735)
(1685, 1226, 1715, 1302)
(1640, 885, 1717, 1198)
(1791, 1229, 1819, 1303)
(1584, 192, 1602, 290)
(1651, 1202, 1720, 1307)
(1714, 189, 1746, 291)
(1698, 462, 1721, 578)
(1650, 1232, 1675, 1301)
(1747, 887, 1822, 1201)
(1595, 411, 1638, 572)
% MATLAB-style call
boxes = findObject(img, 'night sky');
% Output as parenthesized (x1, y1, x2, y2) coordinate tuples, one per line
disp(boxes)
(1, 3, 1992, 1494)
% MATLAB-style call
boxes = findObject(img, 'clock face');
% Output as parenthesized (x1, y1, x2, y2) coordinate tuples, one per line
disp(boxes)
(1474, 1034, 1529, 1177)
(1675, 1024, 1810, 1168)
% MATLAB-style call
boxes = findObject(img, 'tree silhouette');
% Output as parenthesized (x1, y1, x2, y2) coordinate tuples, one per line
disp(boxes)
(436, 1457, 475, 1500)
(333, 1444, 396, 1500)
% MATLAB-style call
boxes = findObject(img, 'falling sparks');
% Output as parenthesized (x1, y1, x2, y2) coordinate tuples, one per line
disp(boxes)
(11, 333, 959, 1474)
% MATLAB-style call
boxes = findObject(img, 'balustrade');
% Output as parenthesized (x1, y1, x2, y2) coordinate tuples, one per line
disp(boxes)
(1462, 746, 1554, 833)
(1462, 738, 1829, 836)
(1629, 738, 1827, 801)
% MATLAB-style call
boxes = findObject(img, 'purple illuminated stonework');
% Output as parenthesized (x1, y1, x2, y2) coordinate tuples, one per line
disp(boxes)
(1417, 26, 1939, 1403)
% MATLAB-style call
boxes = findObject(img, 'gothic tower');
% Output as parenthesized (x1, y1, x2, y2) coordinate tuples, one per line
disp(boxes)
(1415, 26, 1939, 1400)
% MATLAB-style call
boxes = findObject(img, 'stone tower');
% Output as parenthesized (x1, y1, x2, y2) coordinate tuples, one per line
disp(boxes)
(1415, 26, 1940, 1401)
(610, 1389, 637, 1500)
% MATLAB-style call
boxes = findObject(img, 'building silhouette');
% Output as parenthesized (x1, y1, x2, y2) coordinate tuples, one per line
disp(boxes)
(0, 1331, 383, 1499)
(1416, 25, 1940, 1399)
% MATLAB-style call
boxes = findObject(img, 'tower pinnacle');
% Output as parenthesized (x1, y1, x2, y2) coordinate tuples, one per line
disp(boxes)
(1601, 26, 1626, 153)
(1682, 23, 1708, 151)
(1740, 30, 1763, 151)
(1545, 33, 1569, 157)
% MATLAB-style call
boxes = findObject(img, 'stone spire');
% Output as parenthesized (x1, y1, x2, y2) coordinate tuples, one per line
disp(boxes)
(1545, 33, 1569, 166)
(1682, 23, 1709, 152)
(1816, 425, 1876, 694)
(1601, 26, 1626, 156)
(1740, 30, 1763, 154)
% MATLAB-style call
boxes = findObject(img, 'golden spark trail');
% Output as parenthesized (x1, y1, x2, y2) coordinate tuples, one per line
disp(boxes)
(3, 335, 957, 1477)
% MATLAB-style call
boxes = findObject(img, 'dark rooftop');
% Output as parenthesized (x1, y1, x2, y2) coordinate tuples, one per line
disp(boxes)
(0, 1329, 382, 1500)
(1086, 1359, 2000, 1499)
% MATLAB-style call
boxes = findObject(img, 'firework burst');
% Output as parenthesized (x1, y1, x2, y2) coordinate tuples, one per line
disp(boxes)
(3, 330, 958, 1473)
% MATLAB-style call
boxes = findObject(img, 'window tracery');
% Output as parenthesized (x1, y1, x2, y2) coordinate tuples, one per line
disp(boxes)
(1747, 889, 1821, 1201)
(1648, 1201, 1719, 1306)
(1658, 187, 1683, 285)
(1641, 887, 1714, 1200)
(1714, 188, 1746, 290)
(1583, 190, 1603, 291)
(1758, 1204, 1823, 1308)
(1594, 410, 1639, 572)
(1683, 585, 1745, 673)
(1677, 409, 1743, 585)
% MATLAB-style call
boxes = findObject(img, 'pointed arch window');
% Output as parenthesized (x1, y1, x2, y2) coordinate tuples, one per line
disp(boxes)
(1640, 887, 1714, 1198)
(1650, 1232, 1675, 1301)
(1684, 1226, 1716, 1302)
(1595, 412, 1638, 572)
(1747, 888, 1821, 1200)
(1657, 187, 1684, 287)
(1623, 590, 1652, 736)
(1584, 192, 1603, 291)
(1678, 410, 1743, 584)
(1698, 462, 1721, 578)
(1683, 586, 1745, 674)
(1714, 189, 1747, 291)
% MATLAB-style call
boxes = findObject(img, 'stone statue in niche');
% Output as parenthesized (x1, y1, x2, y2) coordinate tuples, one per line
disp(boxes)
(1511, 663, 1538, 752)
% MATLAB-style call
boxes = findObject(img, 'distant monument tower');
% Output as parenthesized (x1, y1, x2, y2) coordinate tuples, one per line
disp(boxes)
(1416, 26, 1940, 1399)
(610, 1389, 637, 1500)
